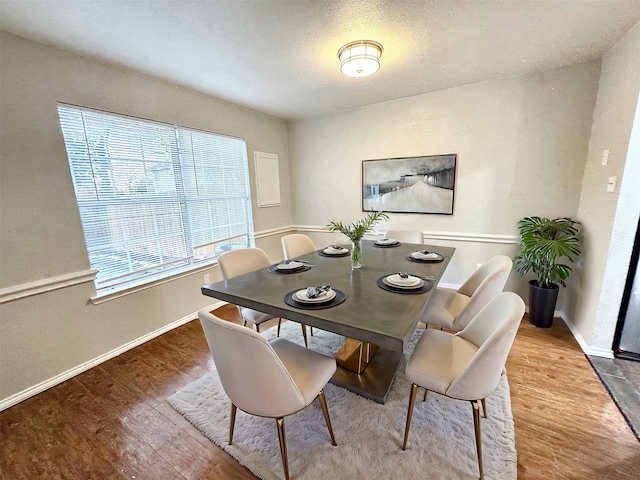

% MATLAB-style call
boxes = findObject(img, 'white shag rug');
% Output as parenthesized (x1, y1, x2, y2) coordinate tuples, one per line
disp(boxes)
(168, 321, 517, 480)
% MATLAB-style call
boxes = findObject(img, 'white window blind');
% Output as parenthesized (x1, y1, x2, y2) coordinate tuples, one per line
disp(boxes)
(57, 104, 253, 294)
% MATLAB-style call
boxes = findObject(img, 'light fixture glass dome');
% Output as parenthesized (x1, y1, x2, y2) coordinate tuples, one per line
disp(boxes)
(338, 40, 383, 77)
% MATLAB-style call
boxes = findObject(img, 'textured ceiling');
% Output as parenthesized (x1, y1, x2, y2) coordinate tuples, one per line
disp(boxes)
(2, 0, 640, 121)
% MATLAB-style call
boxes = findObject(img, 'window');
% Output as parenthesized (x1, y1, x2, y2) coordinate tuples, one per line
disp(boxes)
(57, 104, 253, 295)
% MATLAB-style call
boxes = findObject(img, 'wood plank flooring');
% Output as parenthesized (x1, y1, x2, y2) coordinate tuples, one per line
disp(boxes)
(1, 306, 638, 479)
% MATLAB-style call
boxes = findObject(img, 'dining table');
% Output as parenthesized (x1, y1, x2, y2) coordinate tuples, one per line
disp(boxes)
(201, 240, 455, 404)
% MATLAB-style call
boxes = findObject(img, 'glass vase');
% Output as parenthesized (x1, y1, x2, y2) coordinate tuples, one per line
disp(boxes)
(351, 239, 362, 269)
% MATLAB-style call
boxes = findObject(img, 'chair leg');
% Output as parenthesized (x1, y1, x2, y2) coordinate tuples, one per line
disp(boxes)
(317, 389, 337, 446)
(243, 320, 248, 327)
(255, 323, 260, 333)
(310, 326, 314, 336)
(471, 400, 484, 480)
(422, 388, 427, 402)
(277, 318, 282, 337)
(301, 324, 308, 347)
(229, 403, 237, 445)
(276, 417, 290, 480)
(481, 397, 487, 418)
(402, 383, 419, 450)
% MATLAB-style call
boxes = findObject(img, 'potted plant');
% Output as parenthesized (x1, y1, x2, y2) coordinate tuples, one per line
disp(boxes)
(513, 216, 582, 328)
(328, 211, 389, 269)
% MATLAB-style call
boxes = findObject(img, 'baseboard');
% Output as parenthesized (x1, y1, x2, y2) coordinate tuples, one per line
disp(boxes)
(559, 309, 614, 359)
(0, 301, 226, 412)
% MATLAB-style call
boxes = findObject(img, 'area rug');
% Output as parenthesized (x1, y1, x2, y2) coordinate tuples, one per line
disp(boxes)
(168, 321, 517, 479)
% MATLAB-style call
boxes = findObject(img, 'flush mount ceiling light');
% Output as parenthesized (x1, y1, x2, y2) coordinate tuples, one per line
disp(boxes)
(338, 40, 384, 77)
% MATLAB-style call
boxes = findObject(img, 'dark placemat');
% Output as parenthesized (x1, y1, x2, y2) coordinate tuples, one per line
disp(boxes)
(267, 264, 312, 274)
(405, 252, 445, 263)
(317, 250, 350, 257)
(371, 241, 401, 248)
(376, 275, 434, 294)
(284, 289, 346, 309)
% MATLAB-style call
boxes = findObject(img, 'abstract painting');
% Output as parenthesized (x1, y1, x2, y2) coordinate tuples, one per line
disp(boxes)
(362, 154, 456, 214)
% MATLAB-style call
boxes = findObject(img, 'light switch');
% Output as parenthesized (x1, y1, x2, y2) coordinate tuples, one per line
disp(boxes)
(607, 176, 617, 192)
(601, 149, 609, 166)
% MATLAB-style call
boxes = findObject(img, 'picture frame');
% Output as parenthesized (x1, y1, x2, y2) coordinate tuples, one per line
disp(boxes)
(362, 154, 456, 215)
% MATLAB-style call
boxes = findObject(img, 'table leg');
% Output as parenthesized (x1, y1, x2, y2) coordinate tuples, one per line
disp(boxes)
(330, 348, 403, 404)
(335, 338, 379, 374)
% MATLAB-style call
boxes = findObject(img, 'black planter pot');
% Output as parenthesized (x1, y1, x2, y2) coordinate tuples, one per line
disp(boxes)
(528, 280, 559, 328)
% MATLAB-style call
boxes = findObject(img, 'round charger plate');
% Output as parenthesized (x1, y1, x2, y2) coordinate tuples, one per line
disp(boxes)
(376, 275, 433, 294)
(267, 263, 312, 274)
(284, 289, 346, 309)
(317, 248, 350, 257)
(405, 252, 444, 263)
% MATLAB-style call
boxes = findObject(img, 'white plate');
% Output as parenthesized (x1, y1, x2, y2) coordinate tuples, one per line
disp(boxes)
(383, 277, 424, 289)
(411, 251, 441, 260)
(294, 288, 336, 303)
(323, 246, 349, 255)
(386, 274, 421, 287)
(375, 238, 398, 245)
(276, 261, 305, 270)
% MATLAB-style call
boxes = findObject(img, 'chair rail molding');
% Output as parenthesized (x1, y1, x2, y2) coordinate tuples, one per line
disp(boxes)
(294, 225, 518, 245)
(0, 269, 97, 304)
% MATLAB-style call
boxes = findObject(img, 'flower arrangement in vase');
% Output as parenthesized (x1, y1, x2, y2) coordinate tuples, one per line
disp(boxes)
(327, 211, 389, 269)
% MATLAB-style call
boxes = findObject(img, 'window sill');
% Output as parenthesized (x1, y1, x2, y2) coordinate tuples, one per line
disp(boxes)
(90, 261, 219, 305)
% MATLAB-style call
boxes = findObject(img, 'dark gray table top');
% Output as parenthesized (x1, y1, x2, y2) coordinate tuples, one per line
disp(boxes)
(201, 242, 455, 352)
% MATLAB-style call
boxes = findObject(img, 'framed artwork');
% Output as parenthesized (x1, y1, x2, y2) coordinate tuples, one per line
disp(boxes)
(362, 154, 456, 214)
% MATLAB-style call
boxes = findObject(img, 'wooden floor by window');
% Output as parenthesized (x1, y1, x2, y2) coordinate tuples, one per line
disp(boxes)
(1, 307, 638, 479)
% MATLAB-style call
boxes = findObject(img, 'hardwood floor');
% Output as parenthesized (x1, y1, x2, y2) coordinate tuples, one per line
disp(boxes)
(1, 306, 638, 479)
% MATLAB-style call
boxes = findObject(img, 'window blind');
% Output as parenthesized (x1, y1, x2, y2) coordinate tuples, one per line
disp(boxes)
(57, 104, 253, 294)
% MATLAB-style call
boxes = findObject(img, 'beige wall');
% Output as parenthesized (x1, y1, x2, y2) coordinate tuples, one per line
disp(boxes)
(572, 22, 640, 356)
(0, 32, 292, 405)
(288, 63, 600, 300)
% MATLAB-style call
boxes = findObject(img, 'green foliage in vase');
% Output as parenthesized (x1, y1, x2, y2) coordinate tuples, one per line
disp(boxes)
(513, 216, 582, 289)
(327, 211, 389, 242)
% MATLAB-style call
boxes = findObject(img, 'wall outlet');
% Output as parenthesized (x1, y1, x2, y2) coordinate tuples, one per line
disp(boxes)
(204, 273, 210, 284)
(607, 176, 617, 192)
(601, 149, 609, 166)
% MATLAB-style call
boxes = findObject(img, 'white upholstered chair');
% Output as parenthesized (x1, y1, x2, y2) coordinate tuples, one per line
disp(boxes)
(421, 255, 513, 332)
(198, 309, 338, 480)
(218, 247, 308, 346)
(384, 229, 423, 244)
(281, 233, 317, 260)
(402, 292, 525, 480)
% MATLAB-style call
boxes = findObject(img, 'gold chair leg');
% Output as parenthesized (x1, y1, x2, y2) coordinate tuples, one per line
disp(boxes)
(277, 318, 282, 337)
(471, 400, 484, 480)
(481, 397, 487, 418)
(276, 417, 290, 480)
(301, 324, 308, 348)
(229, 403, 237, 445)
(317, 389, 337, 446)
(402, 383, 419, 450)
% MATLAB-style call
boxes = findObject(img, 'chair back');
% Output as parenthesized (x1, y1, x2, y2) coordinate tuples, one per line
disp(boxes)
(218, 247, 271, 280)
(385, 229, 423, 244)
(453, 255, 513, 330)
(457, 255, 512, 297)
(446, 292, 524, 400)
(198, 309, 307, 417)
(281, 233, 317, 260)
